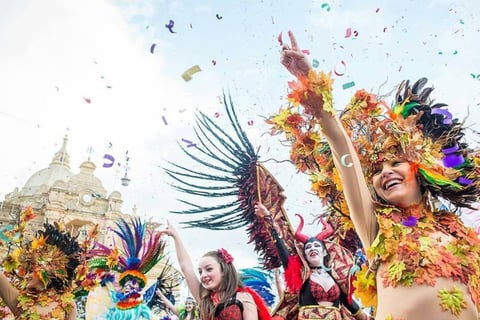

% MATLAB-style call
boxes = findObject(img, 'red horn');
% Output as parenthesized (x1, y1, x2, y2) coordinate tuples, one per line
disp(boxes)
(295, 214, 310, 243)
(316, 217, 334, 241)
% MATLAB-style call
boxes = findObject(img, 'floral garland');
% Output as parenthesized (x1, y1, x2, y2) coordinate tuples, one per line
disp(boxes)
(16, 288, 75, 320)
(352, 204, 480, 316)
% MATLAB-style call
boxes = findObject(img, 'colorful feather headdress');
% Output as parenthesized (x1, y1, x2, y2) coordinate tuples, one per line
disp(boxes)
(268, 74, 480, 221)
(89, 217, 165, 289)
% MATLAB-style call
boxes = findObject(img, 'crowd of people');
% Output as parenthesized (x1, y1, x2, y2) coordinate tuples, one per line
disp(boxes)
(0, 29, 479, 320)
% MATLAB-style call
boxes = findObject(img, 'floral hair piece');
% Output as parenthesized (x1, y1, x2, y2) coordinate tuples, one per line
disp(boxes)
(268, 76, 480, 214)
(217, 248, 234, 264)
(2, 206, 98, 295)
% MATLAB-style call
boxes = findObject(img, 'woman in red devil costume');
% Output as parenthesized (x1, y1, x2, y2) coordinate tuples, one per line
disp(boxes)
(254, 202, 370, 320)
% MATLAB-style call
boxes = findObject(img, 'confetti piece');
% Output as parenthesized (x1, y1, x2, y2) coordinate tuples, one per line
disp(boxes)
(277, 32, 283, 46)
(334, 60, 347, 76)
(431, 108, 452, 124)
(375, 8, 380, 13)
(321, 3, 331, 11)
(342, 81, 355, 90)
(181, 65, 202, 81)
(216, 14, 222, 19)
(340, 154, 353, 167)
(212, 59, 217, 66)
(442, 145, 459, 154)
(443, 154, 464, 167)
(162, 116, 168, 125)
(470, 73, 480, 79)
(402, 216, 417, 227)
(312, 59, 319, 68)
(345, 28, 352, 38)
(165, 19, 176, 33)
(214, 112, 220, 118)
(150, 43, 156, 54)
(102, 154, 115, 168)
(383, 27, 387, 32)
(247, 120, 254, 126)
(301, 49, 310, 55)
(181, 138, 196, 147)
(83, 97, 91, 103)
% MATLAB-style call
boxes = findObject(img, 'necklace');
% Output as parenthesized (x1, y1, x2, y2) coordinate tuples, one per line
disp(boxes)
(310, 265, 330, 272)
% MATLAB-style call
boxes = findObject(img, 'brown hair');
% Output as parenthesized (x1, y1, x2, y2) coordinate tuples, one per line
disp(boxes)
(198, 250, 242, 319)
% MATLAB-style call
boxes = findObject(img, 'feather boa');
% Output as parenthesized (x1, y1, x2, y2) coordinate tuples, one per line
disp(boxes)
(284, 255, 304, 294)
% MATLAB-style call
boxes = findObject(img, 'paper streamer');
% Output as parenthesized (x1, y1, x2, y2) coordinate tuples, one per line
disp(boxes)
(321, 3, 331, 11)
(342, 81, 356, 90)
(102, 154, 115, 168)
(181, 138, 197, 147)
(181, 65, 202, 81)
(431, 108, 452, 124)
(165, 19, 176, 33)
(334, 60, 346, 76)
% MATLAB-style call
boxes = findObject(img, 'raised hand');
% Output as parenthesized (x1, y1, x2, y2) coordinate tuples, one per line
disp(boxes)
(161, 220, 179, 239)
(254, 202, 270, 218)
(279, 30, 312, 78)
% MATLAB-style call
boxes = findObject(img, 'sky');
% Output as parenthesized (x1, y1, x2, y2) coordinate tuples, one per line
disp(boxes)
(1, 0, 480, 281)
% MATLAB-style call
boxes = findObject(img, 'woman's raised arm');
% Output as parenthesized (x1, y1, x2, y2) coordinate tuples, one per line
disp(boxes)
(280, 30, 377, 248)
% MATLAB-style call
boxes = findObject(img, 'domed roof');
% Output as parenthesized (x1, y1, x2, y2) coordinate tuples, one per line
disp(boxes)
(68, 160, 106, 195)
(22, 136, 74, 196)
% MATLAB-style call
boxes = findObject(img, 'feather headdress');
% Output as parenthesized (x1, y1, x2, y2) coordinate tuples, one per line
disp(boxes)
(89, 217, 165, 289)
(268, 75, 480, 240)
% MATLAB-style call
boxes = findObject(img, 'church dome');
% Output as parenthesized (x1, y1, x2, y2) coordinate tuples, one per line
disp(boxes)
(22, 136, 73, 196)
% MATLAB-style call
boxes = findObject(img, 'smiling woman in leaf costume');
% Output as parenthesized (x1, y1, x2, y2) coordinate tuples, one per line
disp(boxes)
(269, 30, 480, 319)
